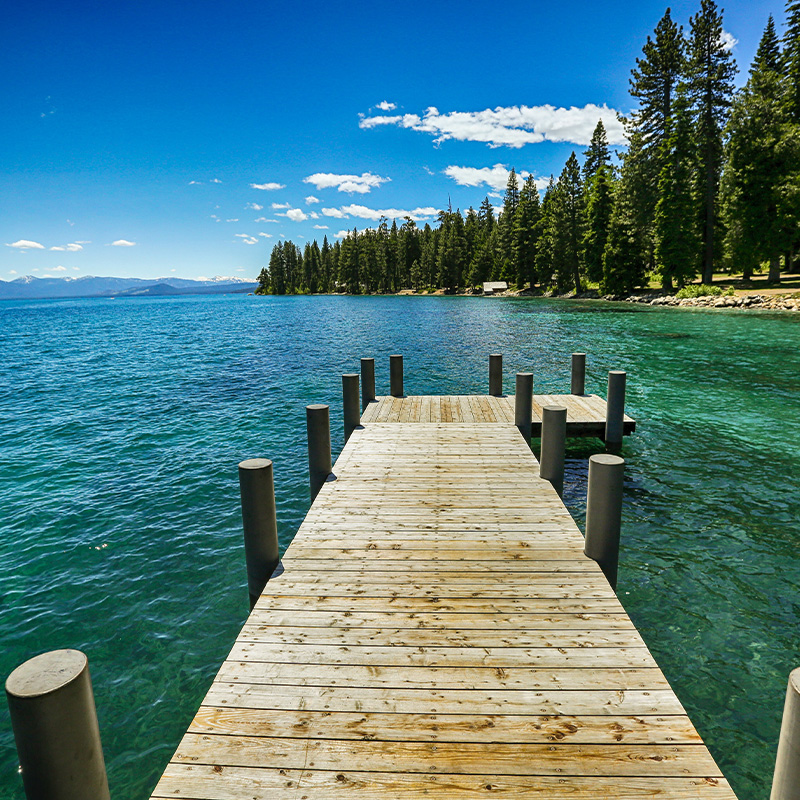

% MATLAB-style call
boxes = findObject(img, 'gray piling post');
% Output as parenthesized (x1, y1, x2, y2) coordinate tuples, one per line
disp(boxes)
(390, 354, 404, 397)
(584, 453, 625, 590)
(306, 404, 332, 502)
(772, 668, 800, 800)
(515, 372, 533, 444)
(5, 649, 110, 800)
(489, 354, 503, 396)
(238, 458, 279, 609)
(342, 373, 360, 442)
(571, 353, 586, 395)
(360, 357, 376, 411)
(539, 405, 567, 498)
(605, 370, 627, 447)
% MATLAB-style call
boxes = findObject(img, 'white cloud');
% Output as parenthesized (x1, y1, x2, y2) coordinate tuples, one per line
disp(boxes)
(226, 218, 239, 222)
(49, 242, 84, 252)
(286, 208, 308, 222)
(210, 178, 222, 184)
(8, 270, 17, 275)
(110, 239, 136, 247)
(258, 232, 273, 238)
(376, 101, 397, 111)
(330, 204, 439, 222)
(322, 207, 349, 218)
(720, 30, 738, 51)
(235, 234, 258, 245)
(271, 202, 290, 209)
(335, 230, 352, 238)
(6, 240, 45, 250)
(189, 180, 202, 185)
(359, 103, 627, 148)
(305, 195, 320, 204)
(251, 182, 285, 190)
(51, 265, 67, 272)
(313, 225, 329, 230)
(309, 211, 320, 219)
(254, 217, 278, 223)
(72, 267, 80, 271)
(444, 164, 549, 193)
(303, 172, 390, 194)
(246, 202, 263, 211)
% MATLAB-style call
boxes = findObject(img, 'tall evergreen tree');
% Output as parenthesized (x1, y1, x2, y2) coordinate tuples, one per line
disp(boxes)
(583, 120, 612, 181)
(512, 175, 541, 289)
(686, 0, 738, 283)
(559, 152, 586, 293)
(784, 1, 800, 121)
(583, 164, 615, 283)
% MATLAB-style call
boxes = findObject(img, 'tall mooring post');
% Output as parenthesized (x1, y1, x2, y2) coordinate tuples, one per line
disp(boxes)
(605, 370, 627, 448)
(584, 453, 625, 590)
(238, 458, 280, 609)
(306, 404, 332, 502)
(342, 373, 360, 443)
(515, 372, 533, 444)
(539, 405, 567, 497)
(571, 352, 586, 395)
(772, 668, 800, 800)
(5, 649, 110, 800)
(489, 353, 503, 396)
(390, 354, 404, 397)
(360, 357, 376, 411)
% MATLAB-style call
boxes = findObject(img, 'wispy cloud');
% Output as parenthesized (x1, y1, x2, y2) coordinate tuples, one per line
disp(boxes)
(226, 218, 239, 222)
(189, 180, 203, 185)
(8, 270, 17, 275)
(251, 182, 285, 191)
(246, 202, 263, 211)
(235, 234, 258, 245)
(51, 265, 67, 272)
(49, 242, 84, 252)
(720, 30, 738, 51)
(375, 101, 397, 111)
(323, 204, 439, 222)
(313, 224, 329, 230)
(271, 203, 290, 210)
(110, 239, 136, 247)
(304, 172, 390, 194)
(254, 217, 278, 223)
(210, 178, 222, 184)
(258, 232, 273, 238)
(359, 103, 626, 148)
(444, 164, 549, 192)
(6, 240, 45, 250)
(305, 195, 320, 204)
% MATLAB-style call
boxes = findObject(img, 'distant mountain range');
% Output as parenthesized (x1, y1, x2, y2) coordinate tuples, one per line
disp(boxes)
(0, 275, 258, 300)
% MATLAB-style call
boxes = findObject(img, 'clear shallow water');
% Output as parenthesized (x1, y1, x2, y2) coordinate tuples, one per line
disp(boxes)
(0, 294, 798, 798)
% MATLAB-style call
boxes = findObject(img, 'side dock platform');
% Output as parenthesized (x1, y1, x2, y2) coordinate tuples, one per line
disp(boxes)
(150, 395, 736, 798)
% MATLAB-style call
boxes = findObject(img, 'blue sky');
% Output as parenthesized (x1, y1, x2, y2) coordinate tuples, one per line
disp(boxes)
(0, 0, 786, 281)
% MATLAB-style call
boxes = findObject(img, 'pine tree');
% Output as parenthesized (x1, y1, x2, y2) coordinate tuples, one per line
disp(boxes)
(722, 16, 792, 283)
(498, 169, 520, 269)
(583, 165, 615, 284)
(512, 175, 541, 289)
(583, 120, 612, 181)
(655, 89, 699, 288)
(686, 0, 738, 283)
(784, 1, 800, 120)
(559, 152, 585, 293)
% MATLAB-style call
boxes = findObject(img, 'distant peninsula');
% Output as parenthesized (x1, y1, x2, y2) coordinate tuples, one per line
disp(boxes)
(0, 275, 257, 300)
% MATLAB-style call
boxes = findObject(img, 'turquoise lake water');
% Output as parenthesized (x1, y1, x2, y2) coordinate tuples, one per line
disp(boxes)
(0, 293, 798, 798)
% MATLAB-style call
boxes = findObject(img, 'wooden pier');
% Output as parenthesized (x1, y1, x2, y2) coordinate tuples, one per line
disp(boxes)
(150, 390, 736, 799)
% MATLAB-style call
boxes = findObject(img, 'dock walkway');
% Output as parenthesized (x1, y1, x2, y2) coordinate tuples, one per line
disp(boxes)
(151, 403, 734, 798)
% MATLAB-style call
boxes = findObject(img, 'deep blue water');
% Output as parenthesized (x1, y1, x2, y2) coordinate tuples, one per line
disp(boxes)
(1, 294, 798, 798)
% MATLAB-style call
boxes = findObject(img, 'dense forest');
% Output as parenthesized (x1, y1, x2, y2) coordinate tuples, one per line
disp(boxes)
(257, 1, 800, 297)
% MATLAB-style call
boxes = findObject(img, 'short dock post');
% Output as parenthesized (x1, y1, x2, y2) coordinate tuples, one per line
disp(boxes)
(515, 372, 533, 443)
(360, 357, 376, 410)
(5, 649, 110, 800)
(342, 373, 360, 442)
(571, 352, 586, 395)
(539, 405, 567, 497)
(306, 404, 332, 502)
(390, 354, 404, 397)
(772, 668, 800, 800)
(605, 370, 627, 448)
(238, 458, 279, 609)
(584, 453, 625, 590)
(489, 353, 503, 396)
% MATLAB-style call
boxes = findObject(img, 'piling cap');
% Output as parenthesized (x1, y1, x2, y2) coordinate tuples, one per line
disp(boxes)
(542, 405, 567, 413)
(6, 649, 87, 699)
(239, 458, 272, 470)
(306, 404, 329, 411)
(589, 454, 625, 467)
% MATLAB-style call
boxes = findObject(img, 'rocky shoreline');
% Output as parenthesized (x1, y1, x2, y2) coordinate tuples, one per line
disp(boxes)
(604, 291, 800, 311)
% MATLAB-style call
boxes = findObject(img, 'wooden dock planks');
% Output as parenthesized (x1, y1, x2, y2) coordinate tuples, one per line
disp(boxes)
(361, 394, 634, 436)
(151, 420, 735, 799)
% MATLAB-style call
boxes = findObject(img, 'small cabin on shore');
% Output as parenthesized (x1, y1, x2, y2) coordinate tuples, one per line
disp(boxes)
(483, 281, 508, 295)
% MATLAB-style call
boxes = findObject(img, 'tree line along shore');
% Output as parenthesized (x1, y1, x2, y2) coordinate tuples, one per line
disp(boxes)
(256, 1, 800, 301)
